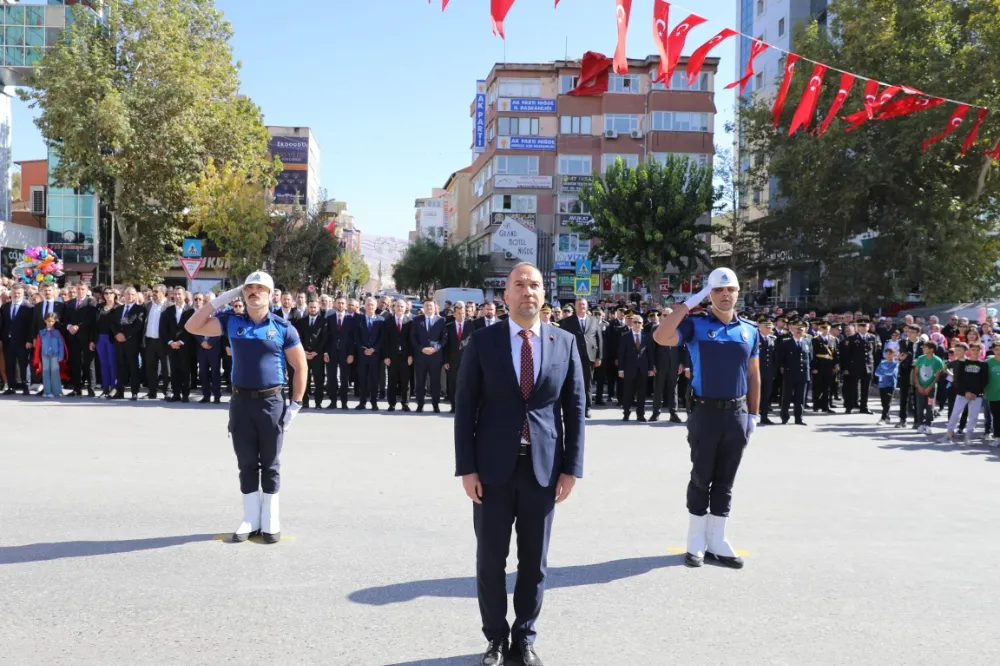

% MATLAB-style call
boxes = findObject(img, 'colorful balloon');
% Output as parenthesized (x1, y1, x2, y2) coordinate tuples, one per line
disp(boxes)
(14, 246, 65, 286)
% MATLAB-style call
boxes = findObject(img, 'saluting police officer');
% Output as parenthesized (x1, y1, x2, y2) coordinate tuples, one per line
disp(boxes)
(778, 319, 811, 425)
(186, 271, 307, 544)
(653, 267, 760, 570)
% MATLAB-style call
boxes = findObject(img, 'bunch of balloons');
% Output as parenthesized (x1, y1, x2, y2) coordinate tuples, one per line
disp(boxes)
(14, 246, 65, 285)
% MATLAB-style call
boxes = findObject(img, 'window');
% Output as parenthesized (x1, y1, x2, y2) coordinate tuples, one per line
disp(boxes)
(604, 114, 640, 134)
(472, 163, 490, 198)
(650, 68, 667, 91)
(753, 189, 763, 205)
(607, 74, 640, 93)
(558, 233, 591, 252)
(498, 78, 541, 98)
(487, 84, 497, 105)
(558, 196, 590, 215)
(757, 0, 764, 15)
(493, 194, 537, 213)
(755, 73, 763, 89)
(649, 111, 710, 132)
(498, 117, 539, 136)
(494, 155, 539, 175)
(649, 152, 710, 167)
(558, 154, 592, 175)
(559, 75, 579, 94)
(671, 71, 710, 91)
(488, 124, 496, 142)
(560, 115, 592, 134)
(601, 154, 640, 171)
(778, 18, 785, 37)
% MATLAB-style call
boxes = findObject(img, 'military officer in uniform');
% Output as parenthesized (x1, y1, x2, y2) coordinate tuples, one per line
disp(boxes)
(778, 319, 811, 425)
(843, 317, 879, 414)
(757, 318, 779, 425)
(811, 321, 838, 413)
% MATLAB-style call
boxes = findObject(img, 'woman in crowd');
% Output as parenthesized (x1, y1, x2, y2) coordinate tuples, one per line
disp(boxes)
(94, 286, 119, 397)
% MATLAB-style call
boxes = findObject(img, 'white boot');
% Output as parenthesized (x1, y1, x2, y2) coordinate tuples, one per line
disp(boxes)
(232, 491, 261, 542)
(684, 513, 708, 567)
(261, 492, 280, 544)
(706, 514, 744, 569)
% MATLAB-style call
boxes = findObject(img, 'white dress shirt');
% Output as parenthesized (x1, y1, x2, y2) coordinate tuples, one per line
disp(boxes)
(145, 300, 164, 338)
(42, 299, 56, 317)
(508, 318, 542, 385)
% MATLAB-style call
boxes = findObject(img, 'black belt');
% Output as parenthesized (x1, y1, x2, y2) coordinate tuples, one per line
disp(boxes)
(691, 395, 746, 410)
(233, 385, 282, 398)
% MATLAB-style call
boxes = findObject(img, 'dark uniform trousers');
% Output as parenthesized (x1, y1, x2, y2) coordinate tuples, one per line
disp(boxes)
(198, 340, 222, 398)
(621, 370, 648, 416)
(168, 346, 190, 399)
(843, 370, 872, 411)
(474, 455, 555, 644)
(229, 392, 285, 494)
(327, 357, 351, 405)
(415, 354, 443, 407)
(116, 341, 142, 395)
(67, 333, 96, 392)
(687, 402, 750, 516)
(780, 374, 806, 422)
(812, 365, 834, 411)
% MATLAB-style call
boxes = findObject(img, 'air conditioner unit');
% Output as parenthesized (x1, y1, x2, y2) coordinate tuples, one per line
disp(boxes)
(604, 129, 619, 139)
(31, 187, 46, 216)
(630, 129, 643, 139)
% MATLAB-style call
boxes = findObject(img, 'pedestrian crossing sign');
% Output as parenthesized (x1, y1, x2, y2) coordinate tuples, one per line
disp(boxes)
(574, 277, 592, 297)
(575, 260, 592, 278)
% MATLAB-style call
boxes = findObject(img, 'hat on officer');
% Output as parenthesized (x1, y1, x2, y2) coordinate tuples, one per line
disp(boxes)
(242, 270, 274, 294)
(757, 316, 773, 326)
(707, 267, 738, 289)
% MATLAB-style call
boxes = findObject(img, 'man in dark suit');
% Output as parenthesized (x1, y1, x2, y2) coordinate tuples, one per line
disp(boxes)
(350, 296, 384, 410)
(33, 282, 66, 334)
(650, 308, 683, 422)
(455, 262, 586, 666)
(618, 313, 654, 421)
(1, 283, 34, 395)
(295, 297, 328, 409)
(410, 299, 447, 413)
(112, 286, 146, 400)
(61, 282, 98, 397)
(323, 297, 354, 409)
(778, 319, 811, 425)
(444, 300, 471, 413)
(556, 298, 603, 418)
(605, 307, 627, 403)
(472, 301, 499, 331)
(383, 298, 411, 411)
(161, 286, 194, 402)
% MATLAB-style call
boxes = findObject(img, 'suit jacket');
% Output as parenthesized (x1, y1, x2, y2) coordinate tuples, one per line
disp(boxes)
(295, 314, 328, 355)
(33, 300, 67, 333)
(63, 296, 98, 345)
(778, 335, 811, 380)
(324, 310, 354, 360)
(351, 314, 384, 360)
(605, 318, 627, 362)
(160, 305, 194, 347)
(454, 320, 586, 488)
(618, 329, 653, 377)
(111, 303, 146, 344)
(445, 319, 472, 367)
(558, 314, 604, 364)
(384, 314, 411, 360)
(410, 314, 448, 360)
(1, 301, 35, 345)
(471, 317, 500, 332)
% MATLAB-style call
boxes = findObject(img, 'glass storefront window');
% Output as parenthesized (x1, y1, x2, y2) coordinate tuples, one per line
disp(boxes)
(26, 26, 44, 47)
(25, 6, 44, 27)
(5, 46, 24, 66)
(6, 26, 24, 47)
(5, 6, 25, 26)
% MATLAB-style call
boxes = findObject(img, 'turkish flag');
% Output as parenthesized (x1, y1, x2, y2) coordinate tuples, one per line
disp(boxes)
(661, 13, 707, 82)
(491, 0, 516, 38)
(651, 0, 670, 80)
(725, 39, 768, 94)
(872, 95, 945, 121)
(921, 104, 970, 152)
(568, 51, 613, 96)
(442, 0, 448, 9)
(843, 84, 902, 132)
(771, 54, 799, 128)
(686, 28, 736, 87)
(985, 137, 1000, 161)
(613, 0, 633, 74)
(788, 63, 828, 135)
(961, 107, 988, 155)
(814, 72, 855, 136)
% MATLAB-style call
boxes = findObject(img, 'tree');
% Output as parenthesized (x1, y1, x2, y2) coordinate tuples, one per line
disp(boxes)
(392, 238, 491, 298)
(21, 0, 273, 283)
(331, 249, 369, 296)
(573, 156, 718, 289)
(11, 170, 21, 203)
(261, 201, 340, 292)
(740, 0, 1000, 307)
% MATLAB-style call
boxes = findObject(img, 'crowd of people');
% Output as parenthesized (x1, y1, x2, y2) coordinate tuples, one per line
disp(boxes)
(1, 274, 998, 446)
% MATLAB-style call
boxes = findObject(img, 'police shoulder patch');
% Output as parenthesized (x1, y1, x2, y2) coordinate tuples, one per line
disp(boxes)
(267, 328, 277, 340)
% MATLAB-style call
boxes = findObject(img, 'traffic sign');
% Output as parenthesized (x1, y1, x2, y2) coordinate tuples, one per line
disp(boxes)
(182, 239, 202, 257)
(575, 260, 592, 278)
(180, 257, 205, 280)
(574, 277, 592, 297)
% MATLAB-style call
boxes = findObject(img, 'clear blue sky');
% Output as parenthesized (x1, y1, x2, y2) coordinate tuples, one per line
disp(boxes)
(11, 0, 738, 239)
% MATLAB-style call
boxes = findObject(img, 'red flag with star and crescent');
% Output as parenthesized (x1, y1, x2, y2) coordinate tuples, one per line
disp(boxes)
(651, 0, 670, 81)
(686, 28, 736, 87)
(568, 51, 614, 96)
(726, 39, 768, 94)
(961, 108, 988, 154)
(921, 104, 970, 152)
(491, 0, 517, 38)
(661, 13, 707, 82)
(788, 63, 828, 135)
(613, 0, 633, 74)
(872, 95, 946, 121)
(986, 138, 1000, 161)
(814, 72, 856, 136)
(843, 84, 902, 132)
(771, 54, 799, 128)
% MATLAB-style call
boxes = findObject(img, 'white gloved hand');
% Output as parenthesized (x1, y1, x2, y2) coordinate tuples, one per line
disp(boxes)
(746, 413, 760, 442)
(683, 286, 712, 311)
(211, 286, 243, 309)
(282, 401, 302, 429)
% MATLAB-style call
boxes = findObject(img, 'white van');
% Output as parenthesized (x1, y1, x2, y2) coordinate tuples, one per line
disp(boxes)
(433, 288, 485, 310)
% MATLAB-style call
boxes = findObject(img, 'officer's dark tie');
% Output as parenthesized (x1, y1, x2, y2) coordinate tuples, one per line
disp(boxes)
(519, 329, 534, 442)
(367, 317, 372, 332)
(635, 333, 640, 350)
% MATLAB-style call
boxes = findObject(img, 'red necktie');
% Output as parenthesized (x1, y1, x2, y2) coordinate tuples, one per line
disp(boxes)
(338, 314, 342, 330)
(457, 323, 462, 342)
(397, 317, 401, 332)
(519, 329, 534, 443)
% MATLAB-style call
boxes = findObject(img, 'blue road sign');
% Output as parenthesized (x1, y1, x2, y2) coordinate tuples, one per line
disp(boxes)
(182, 239, 202, 258)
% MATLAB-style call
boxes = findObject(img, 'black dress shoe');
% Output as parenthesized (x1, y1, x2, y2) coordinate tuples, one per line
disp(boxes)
(480, 638, 508, 666)
(369, 404, 378, 411)
(87, 389, 96, 397)
(622, 412, 630, 421)
(354, 404, 366, 410)
(213, 396, 221, 404)
(669, 411, 682, 423)
(794, 419, 806, 425)
(199, 396, 211, 404)
(595, 399, 606, 406)
(387, 405, 395, 412)
(706, 550, 744, 569)
(684, 552, 704, 567)
(326, 402, 337, 410)
(637, 414, 647, 422)
(341, 401, 348, 409)
(433, 404, 441, 413)
(416, 405, 424, 413)
(260, 531, 280, 544)
(402, 404, 411, 412)
(513, 640, 543, 666)
(760, 416, 774, 425)
(649, 412, 660, 422)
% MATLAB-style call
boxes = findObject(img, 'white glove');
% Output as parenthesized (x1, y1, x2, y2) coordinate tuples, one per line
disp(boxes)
(746, 413, 760, 442)
(282, 401, 302, 429)
(211, 286, 243, 309)
(683, 286, 712, 311)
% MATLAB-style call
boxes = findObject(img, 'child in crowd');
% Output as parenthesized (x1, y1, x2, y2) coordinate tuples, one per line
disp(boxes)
(946, 342, 989, 443)
(38, 312, 66, 398)
(913, 341, 946, 434)
(875, 348, 899, 424)
(985, 342, 1000, 447)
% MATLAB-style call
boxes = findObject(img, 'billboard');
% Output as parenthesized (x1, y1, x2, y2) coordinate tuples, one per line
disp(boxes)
(497, 136, 556, 151)
(269, 136, 310, 205)
(498, 98, 556, 113)
(491, 214, 537, 262)
(474, 80, 487, 153)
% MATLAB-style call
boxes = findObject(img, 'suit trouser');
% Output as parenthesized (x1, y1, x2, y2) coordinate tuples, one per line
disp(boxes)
(579, 360, 593, 410)
(229, 392, 285, 494)
(3, 340, 30, 389)
(594, 361, 612, 402)
(686, 402, 749, 516)
(897, 374, 913, 423)
(812, 367, 833, 410)
(414, 356, 443, 406)
(652, 364, 678, 414)
(115, 341, 142, 394)
(760, 374, 775, 418)
(621, 374, 647, 416)
(198, 345, 222, 398)
(326, 357, 350, 404)
(356, 357, 379, 405)
(474, 455, 555, 645)
(167, 348, 190, 398)
(143, 337, 168, 394)
(67, 334, 96, 391)
(304, 355, 325, 405)
(386, 356, 409, 405)
(446, 360, 462, 408)
(780, 376, 806, 422)
(843, 371, 871, 410)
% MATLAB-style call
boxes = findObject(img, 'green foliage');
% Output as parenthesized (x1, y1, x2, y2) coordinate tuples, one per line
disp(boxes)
(263, 201, 341, 292)
(330, 248, 370, 296)
(741, 0, 1000, 306)
(713, 140, 759, 274)
(573, 156, 717, 287)
(21, 0, 274, 284)
(392, 238, 491, 299)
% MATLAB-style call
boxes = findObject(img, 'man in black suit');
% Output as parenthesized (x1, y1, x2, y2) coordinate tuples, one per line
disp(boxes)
(295, 297, 328, 409)
(161, 286, 194, 402)
(112, 287, 145, 400)
(556, 298, 603, 417)
(323, 296, 354, 409)
(33, 282, 66, 334)
(350, 296, 383, 410)
(455, 262, 586, 666)
(605, 307, 627, 403)
(650, 307, 684, 423)
(472, 301, 499, 331)
(62, 282, 98, 397)
(383, 298, 411, 411)
(444, 300, 471, 413)
(1, 283, 34, 395)
(618, 313, 654, 421)
(410, 299, 447, 413)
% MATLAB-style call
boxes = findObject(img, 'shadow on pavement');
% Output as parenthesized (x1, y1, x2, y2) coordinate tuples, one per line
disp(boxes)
(382, 656, 480, 666)
(813, 423, 1000, 461)
(0, 533, 218, 564)
(349, 554, 686, 606)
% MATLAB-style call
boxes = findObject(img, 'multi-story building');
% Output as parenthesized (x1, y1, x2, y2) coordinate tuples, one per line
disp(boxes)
(466, 54, 719, 302)
(443, 168, 473, 244)
(414, 189, 448, 244)
(266, 126, 321, 211)
(319, 199, 361, 252)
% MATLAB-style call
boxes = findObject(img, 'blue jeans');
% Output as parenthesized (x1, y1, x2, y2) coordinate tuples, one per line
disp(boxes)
(42, 355, 62, 396)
